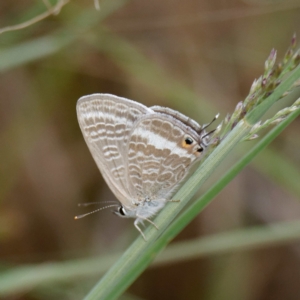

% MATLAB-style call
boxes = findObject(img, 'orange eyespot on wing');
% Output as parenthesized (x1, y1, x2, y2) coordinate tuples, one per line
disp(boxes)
(182, 136, 194, 148)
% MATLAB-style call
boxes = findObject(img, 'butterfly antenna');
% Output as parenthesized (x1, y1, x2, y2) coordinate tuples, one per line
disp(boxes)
(74, 204, 120, 219)
(201, 113, 220, 132)
(77, 201, 118, 207)
(201, 129, 216, 139)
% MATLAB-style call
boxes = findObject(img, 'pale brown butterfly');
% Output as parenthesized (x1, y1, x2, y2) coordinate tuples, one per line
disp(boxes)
(76, 94, 217, 240)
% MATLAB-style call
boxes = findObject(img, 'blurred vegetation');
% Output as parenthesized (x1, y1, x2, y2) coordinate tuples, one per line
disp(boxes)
(0, 0, 300, 299)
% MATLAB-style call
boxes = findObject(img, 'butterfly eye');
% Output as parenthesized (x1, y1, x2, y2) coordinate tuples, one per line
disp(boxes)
(185, 137, 194, 145)
(119, 206, 126, 216)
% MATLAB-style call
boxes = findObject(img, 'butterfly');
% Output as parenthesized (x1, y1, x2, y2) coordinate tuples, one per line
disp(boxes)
(76, 94, 216, 240)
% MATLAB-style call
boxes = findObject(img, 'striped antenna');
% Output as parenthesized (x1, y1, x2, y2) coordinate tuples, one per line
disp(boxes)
(201, 113, 220, 132)
(74, 204, 120, 219)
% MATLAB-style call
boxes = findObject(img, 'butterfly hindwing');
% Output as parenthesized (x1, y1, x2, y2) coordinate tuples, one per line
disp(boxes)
(126, 114, 201, 202)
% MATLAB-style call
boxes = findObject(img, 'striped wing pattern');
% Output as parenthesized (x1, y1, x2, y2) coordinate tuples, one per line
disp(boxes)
(126, 114, 199, 202)
(77, 94, 152, 207)
(77, 94, 204, 216)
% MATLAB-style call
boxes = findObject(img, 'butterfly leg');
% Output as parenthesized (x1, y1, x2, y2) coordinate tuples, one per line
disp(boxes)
(137, 215, 159, 230)
(134, 219, 147, 241)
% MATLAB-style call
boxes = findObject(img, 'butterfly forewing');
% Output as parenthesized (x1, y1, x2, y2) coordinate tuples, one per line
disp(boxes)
(77, 94, 153, 205)
(126, 114, 201, 202)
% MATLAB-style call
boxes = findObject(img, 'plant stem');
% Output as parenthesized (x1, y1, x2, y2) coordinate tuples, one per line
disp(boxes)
(84, 66, 300, 300)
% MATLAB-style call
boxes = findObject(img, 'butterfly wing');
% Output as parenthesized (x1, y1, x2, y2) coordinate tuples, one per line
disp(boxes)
(126, 114, 202, 202)
(77, 94, 153, 205)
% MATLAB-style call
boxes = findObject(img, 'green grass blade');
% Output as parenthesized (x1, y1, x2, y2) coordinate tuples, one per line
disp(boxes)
(83, 80, 300, 300)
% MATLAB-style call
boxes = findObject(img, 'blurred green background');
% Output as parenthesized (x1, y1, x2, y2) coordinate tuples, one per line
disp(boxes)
(0, 0, 300, 299)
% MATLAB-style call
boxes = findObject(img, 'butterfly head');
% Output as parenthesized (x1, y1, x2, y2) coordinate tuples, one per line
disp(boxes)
(113, 205, 137, 219)
(113, 206, 127, 218)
